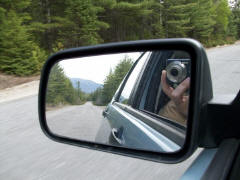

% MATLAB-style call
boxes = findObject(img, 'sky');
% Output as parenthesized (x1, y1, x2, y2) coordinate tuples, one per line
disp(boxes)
(59, 52, 142, 84)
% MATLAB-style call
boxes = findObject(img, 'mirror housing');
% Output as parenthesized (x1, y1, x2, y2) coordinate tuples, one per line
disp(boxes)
(38, 39, 213, 163)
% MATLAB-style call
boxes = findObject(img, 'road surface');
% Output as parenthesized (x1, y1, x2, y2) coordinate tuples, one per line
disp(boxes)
(1, 42, 240, 180)
(207, 42, 240, 95)
(0, 95, 202, 180)
(47, 102, 106, 142)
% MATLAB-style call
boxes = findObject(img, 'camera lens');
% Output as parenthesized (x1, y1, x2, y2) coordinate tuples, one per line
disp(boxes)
(166, 61, 187, 83)
(170, 69, 178, 77)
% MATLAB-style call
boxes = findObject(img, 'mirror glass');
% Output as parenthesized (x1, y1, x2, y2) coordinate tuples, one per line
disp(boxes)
(46, 50, 191, 153)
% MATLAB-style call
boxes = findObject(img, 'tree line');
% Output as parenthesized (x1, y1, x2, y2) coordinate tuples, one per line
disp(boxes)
(0, 0, 240, 76)
(89, 56, 133, 105)
(46, 57, 133, 107)
(46, 63, 87, 107)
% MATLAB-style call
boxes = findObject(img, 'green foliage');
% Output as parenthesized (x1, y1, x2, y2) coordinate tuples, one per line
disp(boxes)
(232, 0, 240, 38)
(0, 10, 46, 76)
(227, 13, 238, 40)
(149, 0, 165, 38)
(163, 0, 195, 37)
(0, 0, 31, 12)
(211, 0, 231, 44)
(60, 0, 108, 47)
(215, 0, 231, 32)
(0, 0, 240, 77)
(90, 56, 134, 105)
(28, 0, 108, 52)
(88, 87, 104, 105)
(96, 0, 154, 42)
(46, 64, 86, 106)
(189, 0, 215, 45)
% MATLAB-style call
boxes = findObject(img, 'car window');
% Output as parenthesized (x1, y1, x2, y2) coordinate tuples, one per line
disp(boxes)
(140, 51, 191, 112)
(118, 50, 191, 127)
(114, 50, 189, 148)
(118, 52, 151, 104)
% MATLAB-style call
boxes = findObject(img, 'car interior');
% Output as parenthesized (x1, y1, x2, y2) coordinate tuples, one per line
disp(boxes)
(135, 51, 190, 127)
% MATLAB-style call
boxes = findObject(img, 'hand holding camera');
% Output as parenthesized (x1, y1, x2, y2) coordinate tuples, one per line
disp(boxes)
(161, 70, 190, 117)
(165, 59, 190, 89)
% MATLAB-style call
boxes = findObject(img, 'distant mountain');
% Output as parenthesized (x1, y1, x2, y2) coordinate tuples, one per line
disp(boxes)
(70, 78, 102, 94)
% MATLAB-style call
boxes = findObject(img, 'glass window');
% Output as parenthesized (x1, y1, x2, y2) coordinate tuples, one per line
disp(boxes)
(119, 52, 150, 104)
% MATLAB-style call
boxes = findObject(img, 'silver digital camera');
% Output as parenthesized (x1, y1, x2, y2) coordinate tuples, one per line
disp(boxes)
(166, 59, 191, 88)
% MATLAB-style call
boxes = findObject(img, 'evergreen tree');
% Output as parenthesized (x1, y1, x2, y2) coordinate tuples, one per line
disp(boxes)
(163, 0, 195, 38)
(46, 63, 79, 106)
(189, 0, 215, 45)
(101, 69, 115, 104)
(28, 0, 69, 52)
(101, 56, 133, 104)
(232, 0, 240, 38)
(212, 0, 231, 44)
(96, 0, 153, 42)
(1, 0, 240, 79)
(0, 10, 46, 75)
(58, 0, 108, 48)
(150, 0, 165, 38)
(89, 87, 104, 105)
(47, 63, 88, 106)
(227, 13, 238, 40)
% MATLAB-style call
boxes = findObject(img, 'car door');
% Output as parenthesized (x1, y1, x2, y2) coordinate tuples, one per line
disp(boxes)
(103, 51, 186, 152)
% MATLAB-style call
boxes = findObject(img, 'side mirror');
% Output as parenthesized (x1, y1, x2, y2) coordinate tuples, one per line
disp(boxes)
(38, 39, 213, 163)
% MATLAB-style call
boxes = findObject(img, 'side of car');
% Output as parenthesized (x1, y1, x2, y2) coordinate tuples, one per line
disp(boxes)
(98, 51, 187, 152)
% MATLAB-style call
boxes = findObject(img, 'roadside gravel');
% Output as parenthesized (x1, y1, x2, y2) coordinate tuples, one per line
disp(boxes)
(0, 80, 39, 103)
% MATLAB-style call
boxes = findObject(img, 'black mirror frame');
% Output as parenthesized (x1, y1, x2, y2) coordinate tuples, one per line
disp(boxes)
(38, 38, 212, 163)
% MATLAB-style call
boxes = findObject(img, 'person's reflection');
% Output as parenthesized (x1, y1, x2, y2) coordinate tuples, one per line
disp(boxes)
(158, 70, 190, 125)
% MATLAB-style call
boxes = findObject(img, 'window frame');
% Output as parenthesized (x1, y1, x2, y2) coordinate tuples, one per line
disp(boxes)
(114, 52, 151, 104)
(114, 102, 186, 146)
(132, 50, 191, 127)
(115, 50, 189, 125)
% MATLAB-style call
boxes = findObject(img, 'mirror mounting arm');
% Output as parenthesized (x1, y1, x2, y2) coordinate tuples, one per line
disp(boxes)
(199, 90, 240, 148)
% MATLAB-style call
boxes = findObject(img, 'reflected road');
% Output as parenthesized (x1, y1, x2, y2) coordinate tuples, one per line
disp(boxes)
(47, 102, 106, 141)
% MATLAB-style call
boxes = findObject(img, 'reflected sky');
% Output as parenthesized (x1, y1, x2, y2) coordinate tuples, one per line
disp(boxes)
(59, 52, 142, 84)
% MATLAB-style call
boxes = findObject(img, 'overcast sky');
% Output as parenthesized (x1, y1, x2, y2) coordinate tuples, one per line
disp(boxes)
(59, 52, 142, 84)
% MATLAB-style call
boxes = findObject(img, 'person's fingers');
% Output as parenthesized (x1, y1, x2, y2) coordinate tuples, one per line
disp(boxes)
(174, 95, 189, 117)
(171, 77, 190, 104)
(161, 70, 173, 98)
(182, 95, 189, 102)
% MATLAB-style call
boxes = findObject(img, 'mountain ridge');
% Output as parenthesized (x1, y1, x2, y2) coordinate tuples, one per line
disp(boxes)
(70, 78, 102, 94)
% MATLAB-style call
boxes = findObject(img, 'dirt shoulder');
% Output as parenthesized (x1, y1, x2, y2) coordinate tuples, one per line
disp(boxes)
(206, 40, 240, 50)
(0, 73, 40, 103)
(0, 73, 40, 90)
(0, 80, 39, 103)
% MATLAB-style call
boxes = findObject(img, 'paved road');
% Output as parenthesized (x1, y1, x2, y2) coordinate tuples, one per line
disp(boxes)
(0, 95, 202, 180)
(207, 41, 240, 96)
(1, 43, 240, 180)
(47, 102, 105, 142)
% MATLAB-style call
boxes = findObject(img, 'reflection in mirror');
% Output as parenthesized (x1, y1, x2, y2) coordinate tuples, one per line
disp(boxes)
(46, 50, 191, 153)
